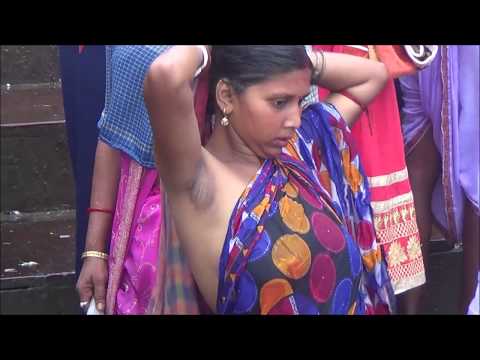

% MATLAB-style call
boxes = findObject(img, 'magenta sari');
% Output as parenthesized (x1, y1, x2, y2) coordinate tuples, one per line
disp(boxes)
(104, 66, 211, 315)
(105, 153, 203, 315)
(106, 153, 161, 314)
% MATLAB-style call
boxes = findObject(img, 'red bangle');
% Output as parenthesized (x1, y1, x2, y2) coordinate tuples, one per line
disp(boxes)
(87, 207, 114, 215)
(338, 90, 367, 111)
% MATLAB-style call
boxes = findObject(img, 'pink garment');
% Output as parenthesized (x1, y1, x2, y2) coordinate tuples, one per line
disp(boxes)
(106, 153, 161, 314)
(105, 61, 211, 315)
(106, 152, 202, 315)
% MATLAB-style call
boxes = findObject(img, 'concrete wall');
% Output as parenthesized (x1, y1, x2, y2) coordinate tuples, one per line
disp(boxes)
(1, 124, 75, 212)
(1, 46, 60, 85)
(1, 46, 74, 212)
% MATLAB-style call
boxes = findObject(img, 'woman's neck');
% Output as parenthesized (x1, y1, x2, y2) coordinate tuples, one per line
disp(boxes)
(205, 120, 262, 168)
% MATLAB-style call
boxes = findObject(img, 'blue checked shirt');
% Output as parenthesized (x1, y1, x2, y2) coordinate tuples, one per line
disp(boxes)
(98, 45, 172, 168)
(98, 45, 319, 168)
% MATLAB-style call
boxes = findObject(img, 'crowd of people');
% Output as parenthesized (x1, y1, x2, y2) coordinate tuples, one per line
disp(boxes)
(58, 45, 479, 315)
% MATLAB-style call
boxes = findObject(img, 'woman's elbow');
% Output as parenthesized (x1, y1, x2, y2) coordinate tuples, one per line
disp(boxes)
(144, 59, 181, 101)
(375, 61, 389, 89)
(364, 62, 389, 99)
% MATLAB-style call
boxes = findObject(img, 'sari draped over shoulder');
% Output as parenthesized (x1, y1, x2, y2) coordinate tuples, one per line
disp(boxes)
(217, 103, 395, 315)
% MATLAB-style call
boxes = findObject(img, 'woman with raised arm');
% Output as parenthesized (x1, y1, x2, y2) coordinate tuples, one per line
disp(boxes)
(145, 46, 394, 314)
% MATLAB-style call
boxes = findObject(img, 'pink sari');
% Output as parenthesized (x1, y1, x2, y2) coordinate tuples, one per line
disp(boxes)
(105, 154, 203, 315)
(106, 154, 161, 314)
(105, 68, 211, 315)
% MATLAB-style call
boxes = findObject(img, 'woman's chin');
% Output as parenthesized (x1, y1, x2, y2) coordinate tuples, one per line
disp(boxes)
(254, 144, 284, 160)
(264, 147, 283, 159)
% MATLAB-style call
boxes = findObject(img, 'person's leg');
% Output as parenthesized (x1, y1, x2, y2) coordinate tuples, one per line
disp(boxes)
(398, 126, 440, 314)
(58, 45, 106, 277)
(460, 199, 480, 313)
(59, 46, 80, 179)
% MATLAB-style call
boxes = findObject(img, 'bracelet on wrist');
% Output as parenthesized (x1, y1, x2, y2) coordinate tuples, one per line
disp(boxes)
(81, 251, 109, 261)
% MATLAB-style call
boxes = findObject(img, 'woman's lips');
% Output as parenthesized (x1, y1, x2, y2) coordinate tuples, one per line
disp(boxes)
(272, 137, 291, 147)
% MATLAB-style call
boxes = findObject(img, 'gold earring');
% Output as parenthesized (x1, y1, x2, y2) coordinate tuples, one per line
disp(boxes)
(221, 108, 230, 127)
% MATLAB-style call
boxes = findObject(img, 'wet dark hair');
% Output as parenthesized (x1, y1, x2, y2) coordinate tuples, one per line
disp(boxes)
(207, 46, 312, 114)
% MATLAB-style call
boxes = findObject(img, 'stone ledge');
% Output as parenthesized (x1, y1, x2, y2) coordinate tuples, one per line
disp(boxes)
(0, 271, 75, 291)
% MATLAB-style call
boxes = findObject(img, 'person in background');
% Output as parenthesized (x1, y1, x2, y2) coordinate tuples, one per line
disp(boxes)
(58, 45, 106, 277)
(399, 45, 479, 314)
(75, 45, 210, 315)
(312, 45, 426, 313)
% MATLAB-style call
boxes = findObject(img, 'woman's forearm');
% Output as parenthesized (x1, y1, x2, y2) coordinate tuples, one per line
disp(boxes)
(84, 139, 121, 252)
(309, 49, 388, 126)
(314, 50, 388, 107)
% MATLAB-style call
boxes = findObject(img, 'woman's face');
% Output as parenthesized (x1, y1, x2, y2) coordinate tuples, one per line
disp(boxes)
(228, 68, 312, 159)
